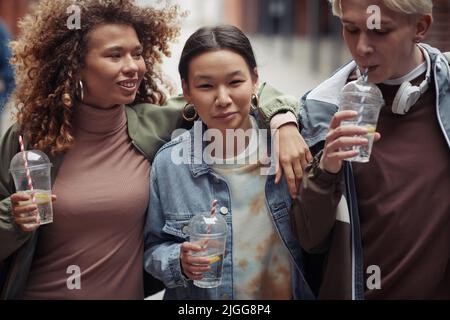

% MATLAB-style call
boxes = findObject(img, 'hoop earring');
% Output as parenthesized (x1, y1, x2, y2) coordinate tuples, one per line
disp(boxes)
(251, 93, 259, 110)
(182, 103, 198, 122)
(76, 80, 84, 102)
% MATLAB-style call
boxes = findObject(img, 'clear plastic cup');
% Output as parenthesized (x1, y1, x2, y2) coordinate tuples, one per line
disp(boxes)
(188, 212, 227, 288)
(339, 77, 385, 163)
(9, 150, 53, 225)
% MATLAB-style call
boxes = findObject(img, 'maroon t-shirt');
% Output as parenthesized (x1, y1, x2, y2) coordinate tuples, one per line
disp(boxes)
(353, 75, 450, 299)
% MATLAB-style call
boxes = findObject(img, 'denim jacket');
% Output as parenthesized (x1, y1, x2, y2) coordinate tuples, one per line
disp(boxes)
(144, 111, 314, 300)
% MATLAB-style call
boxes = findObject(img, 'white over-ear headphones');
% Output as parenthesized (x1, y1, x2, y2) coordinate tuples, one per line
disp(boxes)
(391, 44, 432, 115)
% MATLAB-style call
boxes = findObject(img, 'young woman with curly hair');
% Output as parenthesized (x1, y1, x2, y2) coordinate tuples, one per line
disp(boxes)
(0, 0, 310, 299)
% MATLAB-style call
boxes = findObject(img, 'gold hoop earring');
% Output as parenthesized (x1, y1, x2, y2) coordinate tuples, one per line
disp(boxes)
(76, 80, 84, 102)
(182, 103, 198, 122)
(251, 93, 259, 110)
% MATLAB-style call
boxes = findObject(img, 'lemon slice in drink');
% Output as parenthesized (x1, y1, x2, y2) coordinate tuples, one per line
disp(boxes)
(208, 255, 221, 264)
(19, 191, 51, 206)
(29, 192, 51, 205)
(34, 193, 51, 204)
(364, 125, 376, 134)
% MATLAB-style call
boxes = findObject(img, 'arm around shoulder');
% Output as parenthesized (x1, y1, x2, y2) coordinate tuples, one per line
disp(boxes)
(291, 151, 343, 253)
(128, 96, 191, 161)
(257, 82, 299, 126)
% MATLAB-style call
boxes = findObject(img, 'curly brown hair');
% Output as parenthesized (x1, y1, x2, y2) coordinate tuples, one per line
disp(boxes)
(11, 0, 181, 156)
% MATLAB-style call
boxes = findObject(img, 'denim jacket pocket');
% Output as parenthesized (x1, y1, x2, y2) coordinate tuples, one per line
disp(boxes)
(271, 202, 290, 221)
(162, 218, 192, 240)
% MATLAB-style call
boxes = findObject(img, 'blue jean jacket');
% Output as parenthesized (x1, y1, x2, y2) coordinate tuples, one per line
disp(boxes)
(144, 116, 314, 300)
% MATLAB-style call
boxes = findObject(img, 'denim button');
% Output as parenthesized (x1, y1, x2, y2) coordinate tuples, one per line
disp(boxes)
(222, 293, 230, 300)
(182, 225, 189, 234)
(219, 206, 229, 215)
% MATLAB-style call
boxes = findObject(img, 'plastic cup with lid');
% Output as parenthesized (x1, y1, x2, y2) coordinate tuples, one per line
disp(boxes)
(188, 212, 227, 288)
(338, 75, 385, 163)
(9, 150, 53, 225)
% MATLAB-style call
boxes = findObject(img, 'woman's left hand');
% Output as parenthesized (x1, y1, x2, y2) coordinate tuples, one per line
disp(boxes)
(274, 123, 313, 198)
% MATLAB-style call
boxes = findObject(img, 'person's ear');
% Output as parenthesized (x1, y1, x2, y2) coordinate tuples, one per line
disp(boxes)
(414, 14, 433, 43)
(252, 67, 259, 91)
(182, 79, 192, 103)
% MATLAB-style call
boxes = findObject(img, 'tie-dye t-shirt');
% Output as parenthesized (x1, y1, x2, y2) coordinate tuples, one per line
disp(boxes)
(211, 116, 292, 300)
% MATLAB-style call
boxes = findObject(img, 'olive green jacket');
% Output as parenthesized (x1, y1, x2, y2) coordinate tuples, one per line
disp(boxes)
(0, 83, 298, 299)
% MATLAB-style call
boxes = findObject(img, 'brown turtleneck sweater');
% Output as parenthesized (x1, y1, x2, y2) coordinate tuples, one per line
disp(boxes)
(22, 103, 150, 299)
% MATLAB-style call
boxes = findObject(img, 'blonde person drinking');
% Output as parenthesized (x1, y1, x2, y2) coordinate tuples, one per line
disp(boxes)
(294, 0, 450, 299)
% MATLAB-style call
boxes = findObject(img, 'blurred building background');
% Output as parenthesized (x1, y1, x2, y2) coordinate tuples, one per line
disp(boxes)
(1, 0, 450, 134)
(142, 0, 349, 98)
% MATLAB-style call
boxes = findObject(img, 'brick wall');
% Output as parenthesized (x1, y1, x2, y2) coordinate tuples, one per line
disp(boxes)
(426, 0, 450, 52)
(0, 0, 30, 37)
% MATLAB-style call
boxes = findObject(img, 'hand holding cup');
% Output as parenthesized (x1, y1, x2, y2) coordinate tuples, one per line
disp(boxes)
(11, 192, 57, 232)
(320, 111, 381, 174)
(180, 241, 211, 281)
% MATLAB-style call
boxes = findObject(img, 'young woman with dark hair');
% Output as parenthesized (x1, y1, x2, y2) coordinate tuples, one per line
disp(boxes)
(144, 25, 313, 300)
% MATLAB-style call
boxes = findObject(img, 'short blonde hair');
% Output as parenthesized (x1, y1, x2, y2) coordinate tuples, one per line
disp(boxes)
(329, 0, 433, 17)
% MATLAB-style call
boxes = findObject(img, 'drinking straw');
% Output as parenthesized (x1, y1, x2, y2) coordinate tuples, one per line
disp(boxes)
(18, 135, 39, 223)
(358, 68, 370, 123)
(362, 67, 369, 83)
(210, 199, 218, 219)
(201, 200, 218, 250)
(206, 199, 218, 235)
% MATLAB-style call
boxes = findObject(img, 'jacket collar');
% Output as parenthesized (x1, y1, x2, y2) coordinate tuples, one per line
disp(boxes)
(306, 60, 357, 106)
(188, 121, 210, 177)
(301, 44, 450, 149)
(125, 105, 153, 160)
(186, 109, 270, 178)
(306, 44, 449, 106)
